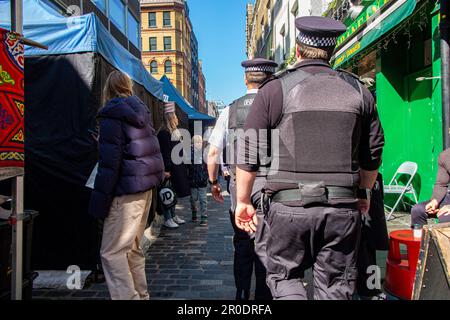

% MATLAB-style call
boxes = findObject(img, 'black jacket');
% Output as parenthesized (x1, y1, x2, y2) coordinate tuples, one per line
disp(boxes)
(157, 129, 191, 198)
(188, 146, 208, 188)
(89, 96, 164, 219)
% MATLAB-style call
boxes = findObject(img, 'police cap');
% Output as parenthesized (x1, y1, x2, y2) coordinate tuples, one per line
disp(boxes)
(241, 58, 278, 73)
(295, 16, 346, 48)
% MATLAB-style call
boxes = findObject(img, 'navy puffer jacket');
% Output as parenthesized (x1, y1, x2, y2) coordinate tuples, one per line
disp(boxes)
(89, 96, 164, 219)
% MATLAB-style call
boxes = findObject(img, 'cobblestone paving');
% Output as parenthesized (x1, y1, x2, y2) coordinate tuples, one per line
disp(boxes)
(32, 192, 236, 300)
(143, 195, 236, 300)
(31, 189, 414, 300)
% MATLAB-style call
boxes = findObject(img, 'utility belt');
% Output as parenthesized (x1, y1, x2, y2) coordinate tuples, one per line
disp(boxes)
(260, 181, 357, 215)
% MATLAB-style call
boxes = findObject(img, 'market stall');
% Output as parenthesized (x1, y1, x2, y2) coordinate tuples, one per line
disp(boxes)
(0, 0, 164, 273)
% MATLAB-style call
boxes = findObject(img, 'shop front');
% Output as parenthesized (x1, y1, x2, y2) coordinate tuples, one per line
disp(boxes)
(331, 0, 443, 203)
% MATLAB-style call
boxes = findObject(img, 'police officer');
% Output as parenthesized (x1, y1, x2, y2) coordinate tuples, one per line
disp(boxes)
(207, 58, 277, 300)
(357, 173, 389, 299)
(234, 16, 385, 300)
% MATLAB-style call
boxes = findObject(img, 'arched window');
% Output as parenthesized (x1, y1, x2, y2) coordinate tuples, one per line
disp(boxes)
(164, 60, 173, 74)
(150, 60, 158, 74)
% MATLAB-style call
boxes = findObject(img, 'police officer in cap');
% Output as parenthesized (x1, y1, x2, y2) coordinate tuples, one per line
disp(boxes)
(207, 58, 277, 300)
(234, 16, 385, 300)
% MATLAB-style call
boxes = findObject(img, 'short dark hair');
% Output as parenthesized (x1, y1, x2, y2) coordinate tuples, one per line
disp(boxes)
(296, 42, 335, 61)
(245, 71, 272, 85)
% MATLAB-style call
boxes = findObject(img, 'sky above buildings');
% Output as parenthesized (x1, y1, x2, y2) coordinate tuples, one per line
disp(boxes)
(187, 0, 250, 105)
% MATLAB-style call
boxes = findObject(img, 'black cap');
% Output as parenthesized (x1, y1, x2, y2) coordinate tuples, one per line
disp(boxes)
(241, 58, 278, 73)
(295, 16, 346, 48)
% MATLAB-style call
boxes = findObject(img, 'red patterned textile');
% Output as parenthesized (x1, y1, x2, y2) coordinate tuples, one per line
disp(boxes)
(0, 28, 24, 179)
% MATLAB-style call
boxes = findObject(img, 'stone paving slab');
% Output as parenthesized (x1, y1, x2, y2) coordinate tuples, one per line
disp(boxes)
(31, 188, 416, 300)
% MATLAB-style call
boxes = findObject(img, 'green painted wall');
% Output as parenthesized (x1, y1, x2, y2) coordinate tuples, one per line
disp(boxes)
(376, 4, 442, 203)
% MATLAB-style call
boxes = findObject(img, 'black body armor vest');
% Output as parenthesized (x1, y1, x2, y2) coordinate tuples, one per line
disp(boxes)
(267, 67, 365, 190)
(227, 93, 262, 181)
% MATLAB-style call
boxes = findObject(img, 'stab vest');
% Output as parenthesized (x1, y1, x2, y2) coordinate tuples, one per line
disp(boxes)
(267, 67, 365, 190)
(227, 92, 269, 181)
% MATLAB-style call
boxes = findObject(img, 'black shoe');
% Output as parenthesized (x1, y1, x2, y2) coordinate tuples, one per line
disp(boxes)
(192, 212, 198, 222)
(236, 289, 250, 300)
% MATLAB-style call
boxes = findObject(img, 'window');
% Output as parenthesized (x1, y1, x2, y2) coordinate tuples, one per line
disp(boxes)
(148, 12, 156, 27)
(261, 17, 265, 42)
(280, 24, 286, 59)
(127, 11, 140, 48)
(164, 37, 172, 51)
(109, 0, 126, 33)
(91, 0, 107, 13)
(150, 61, 158, 74)
(165, 60, 173, 74)
(149, 37, 157, 51)
(291, 0, 299, 16)
(163, 11, 171, 27)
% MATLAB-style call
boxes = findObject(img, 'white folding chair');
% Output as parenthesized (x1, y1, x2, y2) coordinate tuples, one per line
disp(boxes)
(384, 161, 419, 221)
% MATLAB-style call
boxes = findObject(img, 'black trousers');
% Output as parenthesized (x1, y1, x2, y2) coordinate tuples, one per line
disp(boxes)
(229, 210, 272, 300)
(356, 174, 388, 297)
(265, 202, 361, 300)
(411, 193, 450, 226)
(356, 228, 381, 297)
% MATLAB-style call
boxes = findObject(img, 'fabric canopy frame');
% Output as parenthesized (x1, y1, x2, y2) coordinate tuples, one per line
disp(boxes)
(0, 0, 163, 100)
(160, 75, 215, 121)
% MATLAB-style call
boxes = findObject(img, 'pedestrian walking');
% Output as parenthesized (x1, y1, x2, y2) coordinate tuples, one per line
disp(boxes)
(235, 16, 385, 300)
(157, 103, 190, 229)
(188, 135, 209, 225)
(89, 70, 164, 300)
(207, 58, 276, 300)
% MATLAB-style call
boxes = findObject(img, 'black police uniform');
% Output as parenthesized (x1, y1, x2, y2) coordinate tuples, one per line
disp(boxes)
(356, 174, 389, 298)
(237, 17, 385, 300)
(227, 59, 277, 300)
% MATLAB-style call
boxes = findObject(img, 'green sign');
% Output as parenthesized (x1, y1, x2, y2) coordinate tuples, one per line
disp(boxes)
(333, 0, 417, 68)
(336, 0, 393, 48)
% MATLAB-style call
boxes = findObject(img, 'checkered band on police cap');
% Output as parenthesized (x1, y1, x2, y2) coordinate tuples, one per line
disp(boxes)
(245, 65, 276, 73)
(297, 31, 337, 48)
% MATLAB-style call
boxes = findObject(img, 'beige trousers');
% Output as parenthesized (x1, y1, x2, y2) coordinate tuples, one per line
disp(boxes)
(101, 190, 152, 300)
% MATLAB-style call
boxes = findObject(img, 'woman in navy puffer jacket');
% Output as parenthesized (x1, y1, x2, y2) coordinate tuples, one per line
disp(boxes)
(89, 71, 164, 300)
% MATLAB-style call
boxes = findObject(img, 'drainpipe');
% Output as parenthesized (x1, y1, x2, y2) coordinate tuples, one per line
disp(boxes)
(441, 0, 450, 148)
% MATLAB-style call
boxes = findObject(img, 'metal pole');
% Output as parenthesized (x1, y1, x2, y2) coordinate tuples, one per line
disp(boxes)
(11, 176, 24, 300)
(441, 0, 450, 148)
(10, 0, 24, 301)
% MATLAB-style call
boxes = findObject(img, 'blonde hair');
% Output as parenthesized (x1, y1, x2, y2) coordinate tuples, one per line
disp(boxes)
(163, 112, 179, 134)
(192, 135, 203, 144)
(103, 70, 133, 105)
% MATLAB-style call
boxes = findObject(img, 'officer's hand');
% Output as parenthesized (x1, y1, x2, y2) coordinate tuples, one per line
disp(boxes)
(426, 199, 439, 214)
(211, 184, 224, 204)
(358, 199, 370, 215)
(235, 202, 257, 233)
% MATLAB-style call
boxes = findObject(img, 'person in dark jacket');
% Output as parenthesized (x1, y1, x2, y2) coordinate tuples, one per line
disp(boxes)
(157, 103, 191, 229)
(411, 148, 450, 226)
(356, 174, 389, 300)
(188, 135, 209, 224)
(89, 71, 164, 300)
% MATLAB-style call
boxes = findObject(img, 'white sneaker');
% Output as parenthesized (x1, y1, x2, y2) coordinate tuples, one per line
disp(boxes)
(164, 219, 179, 229)
(173, 216, 186, 225)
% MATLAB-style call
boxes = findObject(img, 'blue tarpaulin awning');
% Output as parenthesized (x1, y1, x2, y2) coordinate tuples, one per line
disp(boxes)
(0, 0, 163, 100)
(160, 75, 215, 121)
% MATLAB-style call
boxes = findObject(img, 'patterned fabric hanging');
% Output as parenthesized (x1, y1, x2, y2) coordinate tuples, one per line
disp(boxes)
(0, 28, 24, 181)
